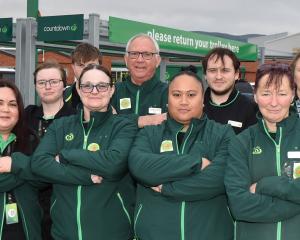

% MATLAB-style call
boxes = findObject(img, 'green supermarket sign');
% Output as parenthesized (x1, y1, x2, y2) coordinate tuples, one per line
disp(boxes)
(37, 14, 83, 41)
(109, 16, 257, 61)
(0, 18, 13, 41)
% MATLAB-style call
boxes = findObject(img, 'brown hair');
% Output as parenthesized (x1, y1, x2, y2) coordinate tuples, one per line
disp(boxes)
(78, 64, 112, 86)
(0, 80, 38, 154)
(33, 60, 67, 87)
(71, 43, 101, 65)
(202, 47, 240, 74)
(254, 63, 295, 92)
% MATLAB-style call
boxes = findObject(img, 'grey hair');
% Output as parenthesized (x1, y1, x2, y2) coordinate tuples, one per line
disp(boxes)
(125, 33, 160, 54)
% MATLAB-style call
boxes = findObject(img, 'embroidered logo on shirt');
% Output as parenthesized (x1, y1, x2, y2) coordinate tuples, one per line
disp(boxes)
(65, 133, 74, 141)
(120, 98, 131, 110)
(160, 140, 173, 152)
(252, 146, 262, 155)
(87, 143, 100, 152)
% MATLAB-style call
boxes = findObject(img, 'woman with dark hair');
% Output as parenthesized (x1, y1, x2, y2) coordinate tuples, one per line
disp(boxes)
(0, 80, 42, 239)
(31, 64, 137, 240)
(225, 63, 300, 240)
(129, 70, 234, 240)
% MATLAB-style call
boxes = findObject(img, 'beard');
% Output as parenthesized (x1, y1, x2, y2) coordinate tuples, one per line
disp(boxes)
(210, 84, 235, 96)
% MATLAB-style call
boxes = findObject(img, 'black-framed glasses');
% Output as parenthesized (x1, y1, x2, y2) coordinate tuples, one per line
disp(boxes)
(79, 82, 111, 93)
(127, 51, 158, 60)
(36, 79, 62, 88)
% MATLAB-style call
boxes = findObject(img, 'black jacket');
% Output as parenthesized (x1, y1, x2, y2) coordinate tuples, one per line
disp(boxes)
(204, 87, 257, 134)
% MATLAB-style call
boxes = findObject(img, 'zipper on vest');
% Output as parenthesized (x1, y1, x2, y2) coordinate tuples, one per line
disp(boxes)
(175, 124, 194, 240)
(262, 121, 282, 240)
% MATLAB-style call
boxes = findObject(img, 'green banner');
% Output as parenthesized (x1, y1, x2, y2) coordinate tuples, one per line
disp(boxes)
(37, 14, 83, 41)
(109, 16, 257, 61)
(0, 18, 13, 42)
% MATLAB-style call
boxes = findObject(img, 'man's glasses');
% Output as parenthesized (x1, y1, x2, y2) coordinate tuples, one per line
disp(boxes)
(36, 79, 62, 88)
(127, 51, 158, 60)
(79, 82, 111, 93)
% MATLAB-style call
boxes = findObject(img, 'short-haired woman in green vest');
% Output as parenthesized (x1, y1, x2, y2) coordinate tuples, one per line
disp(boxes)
(225, 63, 300, 240)
(32, 64, 137, 240)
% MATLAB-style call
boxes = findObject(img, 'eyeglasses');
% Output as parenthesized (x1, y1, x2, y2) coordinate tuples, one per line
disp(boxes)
(127, 51, 158, 60)
(36, 79, 63, 88)
(79, 82, 111, 93)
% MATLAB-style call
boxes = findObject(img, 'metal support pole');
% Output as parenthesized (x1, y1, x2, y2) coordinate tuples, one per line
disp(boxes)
(160, 59, 167, 82)
(27, 0, 39, 18)
(15, 18, 36, 106)
(259, 47, 265, 65)
(88, 14, 100, 47)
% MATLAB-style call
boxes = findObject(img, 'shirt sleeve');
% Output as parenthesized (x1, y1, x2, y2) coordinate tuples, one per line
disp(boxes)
(162, 127, 233, 201)
(256, 175, 300, 204)
(129, 127, 201, 187)
(31, 122, 94, 186)
(60, 119, 137, 181)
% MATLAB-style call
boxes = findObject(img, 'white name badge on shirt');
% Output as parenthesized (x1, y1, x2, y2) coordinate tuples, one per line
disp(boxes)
(228, 120, 243, 128)
(120, 98, 131, 110)
(287, 151, 300, 159)
(148, 107, 162, 115)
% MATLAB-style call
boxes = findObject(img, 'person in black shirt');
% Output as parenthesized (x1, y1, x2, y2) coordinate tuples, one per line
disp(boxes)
(202, 47, 257, 134)
(25, 61, 75, 240)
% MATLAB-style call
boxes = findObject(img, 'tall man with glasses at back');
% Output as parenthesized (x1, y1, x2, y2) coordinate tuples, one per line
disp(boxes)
(111, 34, 168, 236)
(111, 33, 168, 128)
(24, 61, 76, 240)
(202, 47, 257, 134)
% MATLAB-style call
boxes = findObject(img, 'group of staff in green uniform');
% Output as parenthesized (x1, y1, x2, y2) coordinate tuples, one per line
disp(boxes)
(0, 33, 300, 240)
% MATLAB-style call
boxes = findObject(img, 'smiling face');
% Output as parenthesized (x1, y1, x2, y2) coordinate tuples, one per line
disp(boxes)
(0, 87, 19, 135)
(255, 74, 294, 131)
(168, 74, 204, 128)
(35, 68, 64, 104)
(124, 36, 161, 85)
(78, 68, 115, 114)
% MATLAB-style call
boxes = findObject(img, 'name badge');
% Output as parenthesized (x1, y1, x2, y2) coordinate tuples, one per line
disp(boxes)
(293, 162, 300, 179)
(6, 203, 18, 224)
(120, 98, 131, 110)
(228, 120, 243, 128)
(160, 140, 173, 152)
(288, 151, 300, 158)
(149, 107, 162, 115)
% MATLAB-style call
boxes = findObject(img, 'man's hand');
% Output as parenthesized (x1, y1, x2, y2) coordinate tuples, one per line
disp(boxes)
(151, 184, 162, 193)
(138, 113, 167, 128)
(249, 183, 257, 193)
(0, 156, 12, 173)
(91, 174, 103, 184)
(201, 157, 211, 170)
